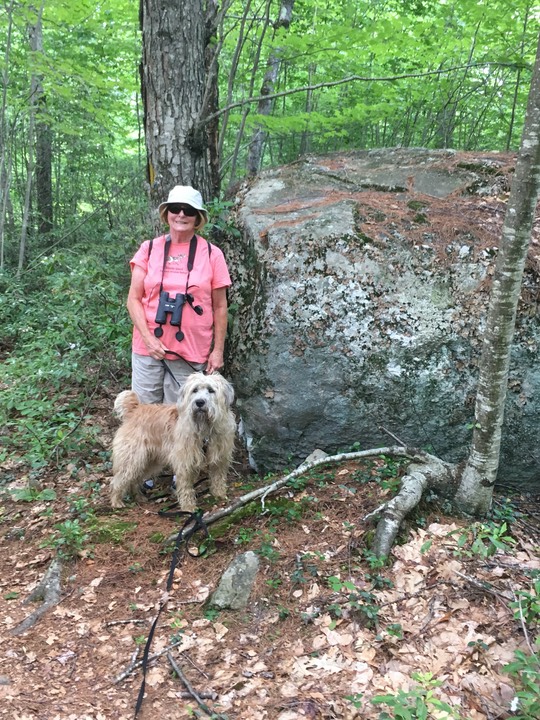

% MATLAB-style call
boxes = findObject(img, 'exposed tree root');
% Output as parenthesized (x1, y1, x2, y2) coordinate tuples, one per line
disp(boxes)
(11, 556, 63, 636)
(364, 453, 457, 557)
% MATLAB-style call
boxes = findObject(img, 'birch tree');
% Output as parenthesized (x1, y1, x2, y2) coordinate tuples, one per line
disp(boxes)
(454, 32, 540, 515)
(371, 31, 540, 556)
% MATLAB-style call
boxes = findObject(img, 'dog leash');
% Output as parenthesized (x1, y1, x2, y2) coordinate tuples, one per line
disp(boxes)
(160, 351, 206, 389)
(134, 509, 209, 718)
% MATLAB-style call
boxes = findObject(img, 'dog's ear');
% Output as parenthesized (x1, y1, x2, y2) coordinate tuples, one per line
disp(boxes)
(177, 382, 190, 405)
(222, 378, 235, 407)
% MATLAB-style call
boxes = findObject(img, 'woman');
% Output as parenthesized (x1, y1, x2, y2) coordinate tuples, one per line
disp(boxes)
(127, 185, 231, 405)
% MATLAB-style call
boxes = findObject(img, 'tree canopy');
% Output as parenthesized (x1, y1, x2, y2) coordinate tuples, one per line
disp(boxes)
(0, 0, 538, 270)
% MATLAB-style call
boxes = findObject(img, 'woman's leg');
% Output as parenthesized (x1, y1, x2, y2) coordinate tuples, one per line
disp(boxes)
(131, 353, 165, 404)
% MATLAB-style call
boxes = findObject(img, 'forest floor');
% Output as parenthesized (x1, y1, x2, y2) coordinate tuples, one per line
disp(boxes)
(0, 413, 539, 720)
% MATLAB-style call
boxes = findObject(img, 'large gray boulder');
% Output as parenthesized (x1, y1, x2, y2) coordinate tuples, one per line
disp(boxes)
(222, 148, 540, 490)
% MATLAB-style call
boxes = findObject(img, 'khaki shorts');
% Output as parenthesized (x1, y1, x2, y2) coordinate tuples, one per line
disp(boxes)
(131, 353, 206, 404)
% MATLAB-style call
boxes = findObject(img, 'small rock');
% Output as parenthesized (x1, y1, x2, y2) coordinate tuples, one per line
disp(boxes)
(209, 551, 260, 610)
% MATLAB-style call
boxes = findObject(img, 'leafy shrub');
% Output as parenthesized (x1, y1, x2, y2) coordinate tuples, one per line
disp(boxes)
(0, 240, 133, 469)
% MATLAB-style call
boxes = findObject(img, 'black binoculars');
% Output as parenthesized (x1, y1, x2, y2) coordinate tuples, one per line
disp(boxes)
(154, 290, 203, 341)
(155, 291, 188, 326)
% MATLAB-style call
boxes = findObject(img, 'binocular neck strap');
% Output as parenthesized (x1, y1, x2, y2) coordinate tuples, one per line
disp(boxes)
(157, 234, 198, 296)
(157, 235, 171, 296)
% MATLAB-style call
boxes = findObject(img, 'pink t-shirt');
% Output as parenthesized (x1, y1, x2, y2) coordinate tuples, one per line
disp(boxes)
(130, 234, 231, 363)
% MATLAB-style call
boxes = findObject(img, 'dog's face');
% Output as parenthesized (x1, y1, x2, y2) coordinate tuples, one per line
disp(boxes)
(178, 373, 234, 423)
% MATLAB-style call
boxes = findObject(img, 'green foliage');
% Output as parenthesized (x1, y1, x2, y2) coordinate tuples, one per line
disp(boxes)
(503, 638, 540, 720)
(326, 576, 380, 627)
(291, 553, 320, 585)
(510, 579, 540, 627)
(0, 237, 133, 469)
(204, 607, 220, 622)
(385, 623, 404, 639)
(43, 519, 90, 560)
(257, 538, 281, 563)
(205, 199, 242, 239)
(344, 692, 363, 709)
(454, 521, 516, 559)
(10, 487, 57, 503)
(371, 672, 462, 719)
(90, 518, 138, 545)
(220, 0, 538, 175)
(2, 0, 538, 272)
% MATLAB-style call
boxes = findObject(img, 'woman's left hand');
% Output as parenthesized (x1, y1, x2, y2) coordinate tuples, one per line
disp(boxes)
(206, 348, 224, 374)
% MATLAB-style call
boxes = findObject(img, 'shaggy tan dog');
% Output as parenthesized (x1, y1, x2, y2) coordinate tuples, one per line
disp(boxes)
(110, 373, 236, 512)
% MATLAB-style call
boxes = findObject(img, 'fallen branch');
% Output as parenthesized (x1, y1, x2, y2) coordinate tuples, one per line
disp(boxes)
(111, 638, 185, 685)
(455, 570, 513, 602)
(11, 556, 63, 636)
(166, 446, 419, 544)
(167, 653, 225, 719)
(104, 619, 148, 628)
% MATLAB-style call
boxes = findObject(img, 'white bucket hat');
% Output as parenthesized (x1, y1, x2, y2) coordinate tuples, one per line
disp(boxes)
(158, 185, 208, 223)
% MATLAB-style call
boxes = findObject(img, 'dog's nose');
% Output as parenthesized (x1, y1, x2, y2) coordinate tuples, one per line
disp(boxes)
(195, 399, 206, 408)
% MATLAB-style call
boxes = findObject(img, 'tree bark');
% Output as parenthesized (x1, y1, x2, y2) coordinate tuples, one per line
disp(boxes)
(140, 0, 216, 208)
(455, 31, 540, 515)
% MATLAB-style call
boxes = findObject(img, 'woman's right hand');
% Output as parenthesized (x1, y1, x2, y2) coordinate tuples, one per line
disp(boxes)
(143, 335, 169, 360)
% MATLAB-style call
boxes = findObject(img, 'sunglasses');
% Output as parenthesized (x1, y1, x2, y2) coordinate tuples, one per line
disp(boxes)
(167, 203, 198, 216)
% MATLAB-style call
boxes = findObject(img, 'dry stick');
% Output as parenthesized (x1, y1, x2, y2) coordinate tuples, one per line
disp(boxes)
(105, 619, 148, 627)
(111, 638, 186, 685)
(200, 62, 511, 127)
(167, 653, 225, 719)
(180, 651, 210, 680)
(454, 570, 513, 602)
(514, 591, 536, 655)
(379, 425, 408, 446)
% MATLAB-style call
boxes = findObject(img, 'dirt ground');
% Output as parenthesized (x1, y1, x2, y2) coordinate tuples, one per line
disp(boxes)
(0, 432, 539, 720)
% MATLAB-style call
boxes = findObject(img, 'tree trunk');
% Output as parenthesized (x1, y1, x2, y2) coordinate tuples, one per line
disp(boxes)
(246, 0, 295, 177)
(0, 0, 15, 269)
(203, 0, 221, 199)
(18, 2, 45, 277)
(455, 31, 540, 515)
(225, 0, 273, 190)
(140, 0, 216, 208)
(30, 10, 53, 236)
